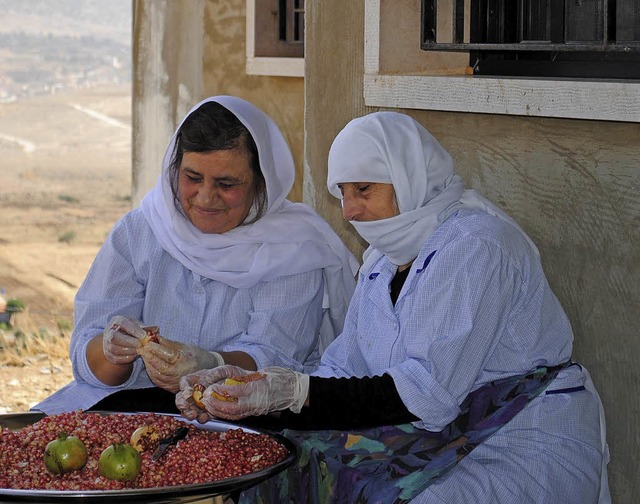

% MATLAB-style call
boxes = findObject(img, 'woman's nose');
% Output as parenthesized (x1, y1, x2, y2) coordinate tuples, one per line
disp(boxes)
(341, 195, 360, 221)
(195, 183, 217, 205)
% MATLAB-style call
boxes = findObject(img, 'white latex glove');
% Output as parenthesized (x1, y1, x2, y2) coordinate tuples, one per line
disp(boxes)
(175, 367, 236, 424)
(138, 335, 224, 393)
(102, 315, 145, 365)
(199, 366, 310, 421)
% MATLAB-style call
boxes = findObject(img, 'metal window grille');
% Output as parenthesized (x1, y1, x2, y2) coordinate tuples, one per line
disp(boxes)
(279, 0, 305, 45)
(254, 0, 304, 58)
(421, 0, 640, 78)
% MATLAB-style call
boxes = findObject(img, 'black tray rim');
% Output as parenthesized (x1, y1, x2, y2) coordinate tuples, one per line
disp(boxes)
(0, 411, 296, 503)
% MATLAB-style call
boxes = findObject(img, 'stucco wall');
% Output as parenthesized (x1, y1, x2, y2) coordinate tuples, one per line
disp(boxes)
(132, 0, 304, 205)
(305, 1, 640, 502)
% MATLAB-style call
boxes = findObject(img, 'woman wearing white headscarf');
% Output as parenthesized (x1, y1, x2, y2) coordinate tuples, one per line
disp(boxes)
(178, 112, 610, 504)
(34, 96, 358, 415)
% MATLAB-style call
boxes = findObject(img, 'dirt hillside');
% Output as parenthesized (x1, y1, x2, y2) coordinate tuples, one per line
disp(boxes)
(0, 84, 132, 412)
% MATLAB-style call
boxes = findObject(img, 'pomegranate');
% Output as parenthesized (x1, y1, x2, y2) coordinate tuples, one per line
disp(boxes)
(98, 443, 142, 481)
(43, 432, 88, 475)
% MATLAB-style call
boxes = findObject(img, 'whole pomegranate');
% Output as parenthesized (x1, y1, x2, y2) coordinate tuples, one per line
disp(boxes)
(43, 432, 88, 475)
(98, 443, 142, 481)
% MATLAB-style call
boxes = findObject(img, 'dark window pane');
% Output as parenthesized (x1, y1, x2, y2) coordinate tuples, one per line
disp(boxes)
(279, 0, 304, 44)
(522, 0, 550, 42)
(565, 0, 604, 43)
(617, 0, 640, 42)
(294, 0, 304, 43)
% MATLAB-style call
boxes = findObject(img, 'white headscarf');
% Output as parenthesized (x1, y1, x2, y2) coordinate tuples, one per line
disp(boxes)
(141, 96, 359, 346)
(327, 111, 538, 274)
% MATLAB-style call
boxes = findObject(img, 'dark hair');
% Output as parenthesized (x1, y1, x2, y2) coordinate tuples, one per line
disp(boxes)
(168, 101, 267, 224)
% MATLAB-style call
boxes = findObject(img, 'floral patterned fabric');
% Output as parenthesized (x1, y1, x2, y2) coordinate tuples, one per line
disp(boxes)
(240, 363, 569, 504)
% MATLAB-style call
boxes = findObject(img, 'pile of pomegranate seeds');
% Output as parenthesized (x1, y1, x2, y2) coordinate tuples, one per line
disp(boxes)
(0, 411, 288, 491)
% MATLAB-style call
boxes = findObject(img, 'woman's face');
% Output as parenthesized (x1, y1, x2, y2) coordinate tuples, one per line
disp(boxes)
(178, 149, 255, 234)
(337, 182, 399, 222)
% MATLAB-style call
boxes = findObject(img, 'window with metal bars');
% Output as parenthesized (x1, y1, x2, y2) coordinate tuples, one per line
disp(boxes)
(254, 0, 304, 58)
(421, 0, 640, 79)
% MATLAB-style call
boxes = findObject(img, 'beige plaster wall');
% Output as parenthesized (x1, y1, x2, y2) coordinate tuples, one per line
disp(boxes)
(303, 0, 368, 252)
(379, 0, 468, 75)
(132, 0, 205, 205)
(132, 0, 304, 205)
(305, 1, 640, 502)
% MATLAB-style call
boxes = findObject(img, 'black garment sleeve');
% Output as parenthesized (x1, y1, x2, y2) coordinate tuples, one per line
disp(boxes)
(274, 373, 420, 430)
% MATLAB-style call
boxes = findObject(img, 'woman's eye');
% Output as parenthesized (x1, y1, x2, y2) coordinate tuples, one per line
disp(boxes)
(186, 174, 201, 183)
(357, 185, 370, 193)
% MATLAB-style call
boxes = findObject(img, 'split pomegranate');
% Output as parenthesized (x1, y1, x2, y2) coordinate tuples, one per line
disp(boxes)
(140, 325, 160, 346)
(192, 383, 207, 408)
(208, 372, 267, 402)
(130, 424, 160, 452)
(133, 325, 160, 354)
(112, 323, 159, 353)
(226, 372, 266, 384)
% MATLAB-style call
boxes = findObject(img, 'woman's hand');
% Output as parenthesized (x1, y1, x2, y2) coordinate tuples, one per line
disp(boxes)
(175, 366, 248, 423)
(138, 336, 224, 393)
(196, 366, 310, 421)
(102, 316, 145, 365)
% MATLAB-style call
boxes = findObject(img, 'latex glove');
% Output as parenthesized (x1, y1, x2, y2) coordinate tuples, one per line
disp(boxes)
(138, 335, 224, 393)
(102, 315, 145, 365)
(200, 366, 310, 421)
(175, 367, 237, 424)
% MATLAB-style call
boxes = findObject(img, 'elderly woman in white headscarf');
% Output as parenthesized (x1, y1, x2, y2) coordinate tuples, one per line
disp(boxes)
(33, 96, 358, 415)
(178, 111, 610, 504)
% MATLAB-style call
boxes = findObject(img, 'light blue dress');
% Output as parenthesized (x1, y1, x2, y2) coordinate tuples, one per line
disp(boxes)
(35, 209, 326, 414)
(313, 209, 610, 503)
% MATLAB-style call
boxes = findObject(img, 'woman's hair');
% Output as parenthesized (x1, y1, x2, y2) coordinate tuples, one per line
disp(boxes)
(168, 101, 267, 224)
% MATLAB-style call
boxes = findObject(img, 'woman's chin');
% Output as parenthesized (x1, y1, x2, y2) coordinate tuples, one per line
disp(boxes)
(186, 213, 229, 234)
(195, 223, 227, 234)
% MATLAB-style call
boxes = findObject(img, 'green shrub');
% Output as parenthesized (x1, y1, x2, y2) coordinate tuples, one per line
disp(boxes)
(58, 231, 77, 243)
(57, 319, 72, 332)
(6, 298, 25, 311)
(58, 194, 80, 204)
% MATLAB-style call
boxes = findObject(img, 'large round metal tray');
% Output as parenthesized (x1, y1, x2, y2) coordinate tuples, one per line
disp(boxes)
(0, 412, 296, 503)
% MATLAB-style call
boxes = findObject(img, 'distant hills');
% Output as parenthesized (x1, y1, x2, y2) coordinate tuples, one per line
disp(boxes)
(0, 0, 131, 101)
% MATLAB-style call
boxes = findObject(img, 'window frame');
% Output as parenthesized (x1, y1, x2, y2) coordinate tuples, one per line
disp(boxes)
(363, 0, 640, 123)
(420, 0, 640, 80)
(246, 0, 304, 77)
